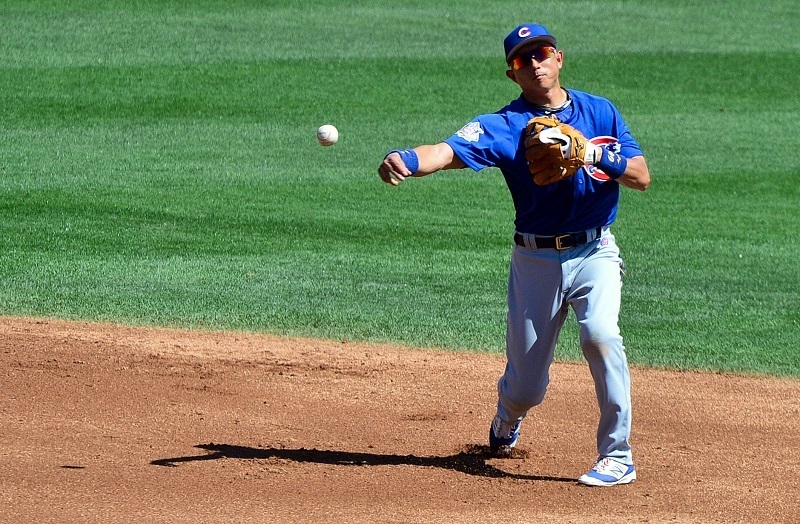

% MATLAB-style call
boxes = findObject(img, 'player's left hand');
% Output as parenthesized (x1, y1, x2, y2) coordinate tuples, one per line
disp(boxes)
(524, 116, 600, 186)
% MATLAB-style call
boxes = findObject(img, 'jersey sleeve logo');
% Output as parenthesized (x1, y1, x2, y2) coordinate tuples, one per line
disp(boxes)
(586, 136, 621, 182)
(456, 122, 484, 143)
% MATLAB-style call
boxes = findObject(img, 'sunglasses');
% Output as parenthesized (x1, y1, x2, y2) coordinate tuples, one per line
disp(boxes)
(510, 46, 557, 70)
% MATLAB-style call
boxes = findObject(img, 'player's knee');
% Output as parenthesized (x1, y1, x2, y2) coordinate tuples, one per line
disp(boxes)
(580, 326, 624, 361)
(500, 378, 548, 410)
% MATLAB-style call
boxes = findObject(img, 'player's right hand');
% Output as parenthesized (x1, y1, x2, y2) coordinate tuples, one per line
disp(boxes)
(378, 152, 412, 186)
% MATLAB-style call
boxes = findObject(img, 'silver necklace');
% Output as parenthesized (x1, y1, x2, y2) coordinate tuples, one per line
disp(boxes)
(535, 90, 572, 115)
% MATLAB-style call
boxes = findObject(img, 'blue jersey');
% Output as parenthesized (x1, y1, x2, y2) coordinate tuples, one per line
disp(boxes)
(444, 89, 643, 235)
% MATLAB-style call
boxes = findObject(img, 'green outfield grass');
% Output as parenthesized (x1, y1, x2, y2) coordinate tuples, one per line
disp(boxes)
(1, 0, 798, 376)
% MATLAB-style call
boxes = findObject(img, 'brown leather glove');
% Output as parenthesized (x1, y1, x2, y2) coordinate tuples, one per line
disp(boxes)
(524, 116, 596, 186)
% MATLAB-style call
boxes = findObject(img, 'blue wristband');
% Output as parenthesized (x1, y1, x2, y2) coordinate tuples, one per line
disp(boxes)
(595, 147, 628, 180)
(386, 149, 419, 175)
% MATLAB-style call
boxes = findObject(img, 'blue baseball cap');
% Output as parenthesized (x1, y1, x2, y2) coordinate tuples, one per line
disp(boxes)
(504, 24, 557, 63)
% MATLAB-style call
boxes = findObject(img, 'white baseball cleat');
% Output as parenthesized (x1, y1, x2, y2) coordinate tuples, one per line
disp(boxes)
(488, 414, 521, 451)
(578, 457, 636, 486)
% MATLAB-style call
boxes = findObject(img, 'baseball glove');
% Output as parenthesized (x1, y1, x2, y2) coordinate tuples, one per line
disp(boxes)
(524, 115, 594, 186)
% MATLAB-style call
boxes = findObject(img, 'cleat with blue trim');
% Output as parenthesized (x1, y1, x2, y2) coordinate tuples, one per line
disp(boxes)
(578, 457, 636, 486)
(489, 414, 521, 451)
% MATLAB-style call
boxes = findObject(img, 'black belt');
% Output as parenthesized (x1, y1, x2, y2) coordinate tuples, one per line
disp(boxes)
(514, 227, 602, 251)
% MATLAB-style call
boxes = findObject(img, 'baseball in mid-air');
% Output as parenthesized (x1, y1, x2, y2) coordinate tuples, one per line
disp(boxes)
(316, 124, 338, 146)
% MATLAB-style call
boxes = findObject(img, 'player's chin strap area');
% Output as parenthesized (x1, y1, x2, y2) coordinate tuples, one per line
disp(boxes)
(513, 227, 604, 250)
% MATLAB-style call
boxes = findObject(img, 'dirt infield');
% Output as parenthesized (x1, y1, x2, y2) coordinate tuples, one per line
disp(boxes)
(2, 316, 799, 523)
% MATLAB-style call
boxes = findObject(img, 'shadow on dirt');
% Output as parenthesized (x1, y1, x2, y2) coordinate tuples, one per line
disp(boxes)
(151, 443, 574, 482)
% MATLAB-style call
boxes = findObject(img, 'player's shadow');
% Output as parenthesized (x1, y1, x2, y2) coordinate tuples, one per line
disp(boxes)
(150, 443, 574, 483)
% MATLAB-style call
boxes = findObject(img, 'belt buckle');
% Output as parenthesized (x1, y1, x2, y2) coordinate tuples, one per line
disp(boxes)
(554, 234, 571, 250)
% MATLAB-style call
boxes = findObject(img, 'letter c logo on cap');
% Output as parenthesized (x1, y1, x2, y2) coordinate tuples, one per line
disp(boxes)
(518, 27, 531, 38)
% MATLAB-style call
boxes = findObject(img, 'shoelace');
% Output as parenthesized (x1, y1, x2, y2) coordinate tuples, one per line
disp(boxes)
(593, 458, 627, 477)
(492, 417, 519, 439)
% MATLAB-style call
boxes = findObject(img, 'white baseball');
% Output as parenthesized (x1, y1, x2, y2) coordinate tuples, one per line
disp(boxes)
(316, 124, 338, 146)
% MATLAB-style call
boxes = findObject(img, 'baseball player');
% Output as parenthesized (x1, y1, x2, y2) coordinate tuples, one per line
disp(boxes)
(378, 23, 650, 486)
